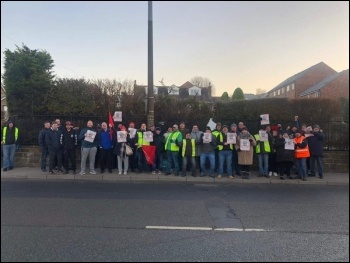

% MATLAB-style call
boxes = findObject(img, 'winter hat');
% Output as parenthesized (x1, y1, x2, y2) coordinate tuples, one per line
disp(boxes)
(313, 124, 320, 129)
(222, 125, 228, 128)
(231, 123, 237, 128)
(206, 126, 212, 131)
(155, 127, 161, 131)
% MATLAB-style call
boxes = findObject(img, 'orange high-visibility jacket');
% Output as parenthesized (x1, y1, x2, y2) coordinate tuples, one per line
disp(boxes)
(294, 136, 310, 158)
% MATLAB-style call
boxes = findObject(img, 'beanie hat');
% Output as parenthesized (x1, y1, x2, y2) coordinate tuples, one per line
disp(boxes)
(206, 126, 212, 131)
(231, 123, 237, 128)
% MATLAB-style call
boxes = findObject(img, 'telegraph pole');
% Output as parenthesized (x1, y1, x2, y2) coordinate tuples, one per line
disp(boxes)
(147, 1, 155, 127)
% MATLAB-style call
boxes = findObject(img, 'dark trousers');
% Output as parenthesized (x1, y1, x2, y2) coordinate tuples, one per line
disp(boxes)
(232, 150, 241, 175)
(49, 148, 63, 172)
(278, 161, 293, 177)
(99, 148, 112, 171)
(155, 152, 163, 171)
(40, 147, 49, 170)
(268, 152, 278, 173)
(63, 148, 76, 171)
(214, 150, 219, 172)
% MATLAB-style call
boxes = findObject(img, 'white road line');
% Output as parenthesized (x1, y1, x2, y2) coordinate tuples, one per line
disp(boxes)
(146, 226, 267, 232)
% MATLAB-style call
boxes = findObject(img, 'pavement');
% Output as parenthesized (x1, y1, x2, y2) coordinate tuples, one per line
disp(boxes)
(1, 167, 348, 185)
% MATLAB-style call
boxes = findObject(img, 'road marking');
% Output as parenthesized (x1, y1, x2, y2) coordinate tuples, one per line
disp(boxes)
(146, 226, 267, 232)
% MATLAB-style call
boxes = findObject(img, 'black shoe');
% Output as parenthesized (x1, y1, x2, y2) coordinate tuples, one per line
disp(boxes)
(280, 176, 285, 180)
(100, 169, 105, 174)
(3, 168, 8, 172)
(65, 170, 69, 174)
(258, 174, 263, 177)
(264, 174, 269, 178)
(73, 170, 76, 174)
(209, 174, 215, 178)
(9, 166, 13, 170)
(41, 169, 47, 172)
(191, 174, 197, 177)
(175, 173, 179, 176)
(200, 174, 206, 177)
(288, 176, 294, 180)
(302, 177, 307, 181)
(309, 174, 316, 177)
(181, 174, 186, 177)
(294, 176, 302, 179)
(108, 170, 112, 173)
(319, 176, 324, 179)
(166, 172, 171, 176)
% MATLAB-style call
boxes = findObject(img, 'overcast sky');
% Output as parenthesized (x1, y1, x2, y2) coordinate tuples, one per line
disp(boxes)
(1, 1, 349, 96)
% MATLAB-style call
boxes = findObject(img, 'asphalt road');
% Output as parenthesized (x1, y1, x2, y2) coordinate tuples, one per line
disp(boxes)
(1, 180, 349, 262)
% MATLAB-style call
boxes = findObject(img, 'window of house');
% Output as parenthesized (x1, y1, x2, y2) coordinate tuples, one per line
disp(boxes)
(273, 91, 276, 97)
(277, 89, 280, 95)
(287, 85, 290, 92)
(291, 83, 295, 90)
(281, 87, 284, 94)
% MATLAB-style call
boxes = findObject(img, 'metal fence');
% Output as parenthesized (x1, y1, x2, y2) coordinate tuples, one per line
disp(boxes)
(4, 115, 349, 151)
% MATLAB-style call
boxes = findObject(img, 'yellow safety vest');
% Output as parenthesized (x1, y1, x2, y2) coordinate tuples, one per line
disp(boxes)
(136, 131, 150, 149)
(217, 132, 233, 150)
(165, 131, 181, 151)
(2, 127, 18, 144)
(182, 139, 196, 157)
(254, 134, 271, 153)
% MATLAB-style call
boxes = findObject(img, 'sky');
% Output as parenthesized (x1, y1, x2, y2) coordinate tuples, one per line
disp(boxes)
(1, 1, 349, 96)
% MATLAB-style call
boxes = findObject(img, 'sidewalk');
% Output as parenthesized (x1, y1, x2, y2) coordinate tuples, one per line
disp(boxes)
(1, 167, 348, 185)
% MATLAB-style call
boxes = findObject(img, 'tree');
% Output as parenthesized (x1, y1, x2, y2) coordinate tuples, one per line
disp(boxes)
(232, 87, 245, 101)
(3, 44, 55, 116)
(221, 92, 229, 101)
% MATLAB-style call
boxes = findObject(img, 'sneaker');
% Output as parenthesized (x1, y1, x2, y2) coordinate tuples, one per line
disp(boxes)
(49, 170, 54, 174)
(79, 171, 85, 175)
(152, 171, 156, 175)
(229, 175, 234, 179)
(158, 171, 162, 175)
(273, 172, 278, 177)
(90, 170, 97, 175)
(118, 171, 122, 175)
(217, 174, 222, 179)
(123, 171, 127, 175)
(268, 171, 272, 176)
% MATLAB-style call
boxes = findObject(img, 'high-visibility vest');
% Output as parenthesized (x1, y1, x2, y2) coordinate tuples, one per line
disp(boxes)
(136, 131, 150, 149)
(2, 127, 18, 144)
(165, 131, 181, 151)
(254, 134, 271, 153)
(294, 136, 310, 158)
(217, 132, 233, 150)
(212, 130, 220, 149)
(182, 139, 196, 157)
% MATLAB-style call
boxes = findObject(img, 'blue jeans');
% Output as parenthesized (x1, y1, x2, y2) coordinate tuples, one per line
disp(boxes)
(296, 158, 307, 178)
(200, 152, 215, 176)
(40, 147, 49, 170)
(2, 144, 16, 169)
(218, 151, 232, 175)
(310, 156, 323, 177)
(258, 153, 269, 175)
(167, 151, 179, 173)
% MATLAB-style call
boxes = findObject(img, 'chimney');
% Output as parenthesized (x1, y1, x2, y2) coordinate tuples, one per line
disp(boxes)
(208, 82, 212, 97)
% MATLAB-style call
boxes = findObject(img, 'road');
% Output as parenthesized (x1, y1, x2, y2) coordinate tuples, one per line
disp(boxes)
(1, 179, 349, 262)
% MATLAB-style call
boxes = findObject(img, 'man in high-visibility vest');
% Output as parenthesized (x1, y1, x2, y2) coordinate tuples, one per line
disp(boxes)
(134, 123, 150, 173)
(217, 125, 234, 179)
(165, 124, 182, 176)
(181, 131, 196, 177)
(2, 120, 19, 172)
(254, 128, 272, 178)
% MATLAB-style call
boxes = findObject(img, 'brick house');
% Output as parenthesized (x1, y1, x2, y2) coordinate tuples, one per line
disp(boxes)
(266, 62, 338, 99)
(300, 69, 349, 99)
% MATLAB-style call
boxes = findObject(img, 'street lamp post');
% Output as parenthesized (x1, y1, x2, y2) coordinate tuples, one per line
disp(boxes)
(147, 1, 155, 128)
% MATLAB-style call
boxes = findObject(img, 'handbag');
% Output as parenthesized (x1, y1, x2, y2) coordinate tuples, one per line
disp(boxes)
(125, 144, 133, 156)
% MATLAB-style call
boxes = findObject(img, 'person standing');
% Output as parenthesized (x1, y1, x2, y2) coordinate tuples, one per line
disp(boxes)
(127, 121, 137, 172)
(217, 125, 234, 179)
(212, 122, 222, 172)
(164, 124, 182, 176)
(78, 120, 98, 175)
(230, 123, 241, 176)
(236, 127, 256, 179)
(191, 124, 203, 173)
(45, 121, 63, 174)
(181, 131, 197, 177)
(274, 132, 295, 180)
(254, 127, 272, 178)
(2, 120, 19, 172)
(98, 122, 113, 174)
(152, 127, 165, 174)
(308, 124, 325, 179)
(38, 121, 50, 172)
(199, 126, 217, 178)
(61, 121, 78, 174)
(135, 123, 150, 173)
(293, 130, 310, 181)
(114, 126, 131, 175)
(178, 121, 189, 172)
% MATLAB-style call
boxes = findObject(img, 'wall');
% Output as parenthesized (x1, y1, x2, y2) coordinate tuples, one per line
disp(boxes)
(11, 146, 349, 173)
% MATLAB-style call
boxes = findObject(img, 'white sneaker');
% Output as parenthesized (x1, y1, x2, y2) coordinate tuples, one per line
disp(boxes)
(79, 171, 85, 175)
(90, 170, 97, 175)
(273, 172, 278, 177)
(268, 171, 272, 176)
(217, 175, 222, 179)
(123, 171, 127, 175)
(118, 171, 122, 175)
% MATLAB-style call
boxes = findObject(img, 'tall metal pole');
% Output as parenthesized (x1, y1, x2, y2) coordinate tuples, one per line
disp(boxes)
(147, 1, 154, 128)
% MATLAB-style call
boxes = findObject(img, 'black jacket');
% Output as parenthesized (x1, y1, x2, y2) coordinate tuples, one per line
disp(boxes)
(45, 128, 62, 150)
(38, 128, 49, 148)
(61, 129, 77, 150)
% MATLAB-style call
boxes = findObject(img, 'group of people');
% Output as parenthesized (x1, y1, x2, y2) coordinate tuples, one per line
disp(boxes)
(31, 115, 324, 181)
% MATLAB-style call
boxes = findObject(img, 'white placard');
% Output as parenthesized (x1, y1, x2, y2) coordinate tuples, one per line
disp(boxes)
(227, 133, 236, 144)
(259, 130, 268, 142)
(203, 133, 212, 143)
(206, 118, 216, 131)
(84, 130, 96, 143)
(284, 139, 295, 150)
(240, 139, 250, 151)
(144, 131, 153, 142)
(117, 131, 127, 143)
(128, 128, 136, 139)
(113, 111, 122, 122)
(260, 114, 270, 125)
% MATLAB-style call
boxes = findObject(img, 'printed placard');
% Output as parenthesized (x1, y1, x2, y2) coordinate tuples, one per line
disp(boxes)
(260, 114, 270, 125)
(259, 130, 268, 142)
(128, 128, 136, 139)
(113, 111, 122, 122)
(84, 130, 96, 143)
(144, 131, 153, 142)
(227, 132, 236, 144)
(117, 131, 127, 143)
(240, 139, 250, 151)
(203, 133, 212, 143)
(284, 138, 295, 150)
